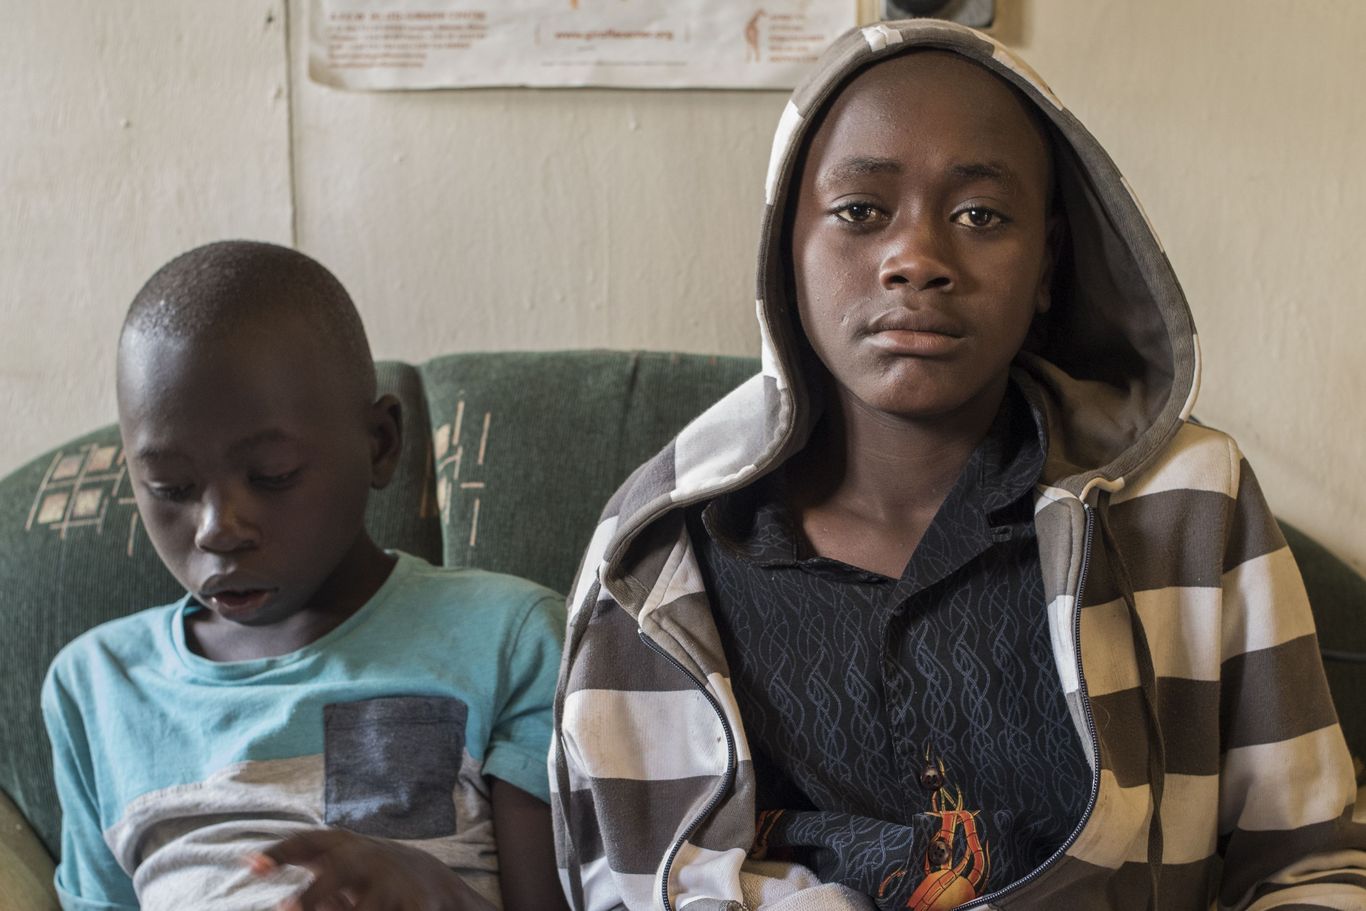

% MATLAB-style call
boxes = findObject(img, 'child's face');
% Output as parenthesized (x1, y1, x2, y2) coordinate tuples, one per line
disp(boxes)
(790, 51, 1055, 424)
(117, 317, 393, 629)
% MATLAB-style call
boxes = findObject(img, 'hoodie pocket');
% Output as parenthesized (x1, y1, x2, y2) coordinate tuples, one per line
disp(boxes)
(323, 695, 467, 839)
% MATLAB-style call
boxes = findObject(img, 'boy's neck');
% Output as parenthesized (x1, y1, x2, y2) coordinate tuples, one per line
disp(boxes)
(784, 379, 1007, 576)
(185, 537, 397, 663)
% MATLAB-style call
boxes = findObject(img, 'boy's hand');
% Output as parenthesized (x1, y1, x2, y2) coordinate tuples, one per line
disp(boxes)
(250, 829, 496, 911)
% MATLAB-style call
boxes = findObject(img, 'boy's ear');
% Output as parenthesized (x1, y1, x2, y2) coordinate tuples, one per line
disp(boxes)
(1035, 211, 1065, 315)
(368, 394, 403, 490)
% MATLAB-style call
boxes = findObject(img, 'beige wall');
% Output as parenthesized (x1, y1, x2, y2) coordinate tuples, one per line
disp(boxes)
(3, 1, 1363, 571)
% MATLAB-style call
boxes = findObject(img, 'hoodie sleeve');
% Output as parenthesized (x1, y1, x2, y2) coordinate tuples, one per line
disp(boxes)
(1214, 454, 1366, 909)
(550, 580, 647, 911)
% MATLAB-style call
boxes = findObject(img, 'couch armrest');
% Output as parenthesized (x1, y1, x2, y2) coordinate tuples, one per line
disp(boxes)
(0, 790, 58, 910)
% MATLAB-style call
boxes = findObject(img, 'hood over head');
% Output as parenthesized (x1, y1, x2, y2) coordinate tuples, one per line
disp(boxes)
(591, 19, 1199, 609)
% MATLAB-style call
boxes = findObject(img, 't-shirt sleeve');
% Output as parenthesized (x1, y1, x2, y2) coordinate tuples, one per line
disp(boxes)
(483, 592, 566, 803)
(40, 658, 140, 911)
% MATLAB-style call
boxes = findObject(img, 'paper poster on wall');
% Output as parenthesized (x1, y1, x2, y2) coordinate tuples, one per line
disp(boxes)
(309, 0, 868, 90)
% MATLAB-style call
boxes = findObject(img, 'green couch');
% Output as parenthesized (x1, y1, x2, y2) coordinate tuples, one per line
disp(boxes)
(2, 350, 1363, 906)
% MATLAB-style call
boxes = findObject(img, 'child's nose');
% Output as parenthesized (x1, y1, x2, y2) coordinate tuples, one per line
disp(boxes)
(193, 490, 259, 553)
(879, 217, 955, 293)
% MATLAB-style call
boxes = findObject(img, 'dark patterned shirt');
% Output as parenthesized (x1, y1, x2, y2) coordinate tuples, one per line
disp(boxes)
(688, 385, 1091, 909)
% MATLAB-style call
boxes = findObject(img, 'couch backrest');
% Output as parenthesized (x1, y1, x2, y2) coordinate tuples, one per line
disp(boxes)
(415, 350, 761, 593)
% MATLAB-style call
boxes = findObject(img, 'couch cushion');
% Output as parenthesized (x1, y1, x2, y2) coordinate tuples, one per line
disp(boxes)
(418, 350, 759, 595)
(1282, 523, 1366, 763)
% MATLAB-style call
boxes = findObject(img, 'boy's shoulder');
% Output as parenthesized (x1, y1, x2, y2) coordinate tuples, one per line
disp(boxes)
(372, 552, 565, 648)
(42, 597, 184, 701)
(391, 553, 562, 617)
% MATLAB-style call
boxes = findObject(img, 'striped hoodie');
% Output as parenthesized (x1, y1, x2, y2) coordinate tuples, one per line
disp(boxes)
(551, 19, 1366, 911)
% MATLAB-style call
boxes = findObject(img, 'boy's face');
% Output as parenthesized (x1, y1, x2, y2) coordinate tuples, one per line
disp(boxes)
(117, 316, 397, 629)
(790, 51, 1055, 424)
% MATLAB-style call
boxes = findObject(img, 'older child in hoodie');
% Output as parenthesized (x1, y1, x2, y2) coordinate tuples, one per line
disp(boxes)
(552, 20, 1366, 911)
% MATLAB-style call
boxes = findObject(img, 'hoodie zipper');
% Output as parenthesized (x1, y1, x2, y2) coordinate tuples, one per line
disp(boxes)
(638, 628, 740, 911)
(958, 502, 1101, 910)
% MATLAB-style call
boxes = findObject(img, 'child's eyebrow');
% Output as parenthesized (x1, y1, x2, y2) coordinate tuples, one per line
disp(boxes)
(818, 156, 1018, 189)
(226, 428, 301, 458)
(948, 160, 1017, 186)
(131, 430, 300, 464)
(817, 156, 903, 188)
(132, 447, 183, 465)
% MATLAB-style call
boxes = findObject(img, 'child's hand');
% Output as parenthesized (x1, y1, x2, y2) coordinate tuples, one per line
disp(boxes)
(249, 829, 496, 911)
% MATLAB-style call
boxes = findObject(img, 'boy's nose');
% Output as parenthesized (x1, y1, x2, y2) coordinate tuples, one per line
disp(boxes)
(879, 219, 955, 293)
(194, 492, 259, 553)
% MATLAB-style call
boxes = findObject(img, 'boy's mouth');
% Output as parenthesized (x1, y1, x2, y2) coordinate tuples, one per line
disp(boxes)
(199, 586, 278, 618)
(866, 308, 963, 338)
(865, 308, 964, 356)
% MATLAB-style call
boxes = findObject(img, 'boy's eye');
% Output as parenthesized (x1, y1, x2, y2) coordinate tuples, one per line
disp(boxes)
(953, 206, 1006, 229)
(146, 483, 193, 502)
(834, 203, 886, 224)
(251, 469, 301, 490)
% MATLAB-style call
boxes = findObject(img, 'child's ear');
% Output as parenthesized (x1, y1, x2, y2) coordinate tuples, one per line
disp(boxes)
(368, 394, 403, 490)
(1036, 212, 1065, 315)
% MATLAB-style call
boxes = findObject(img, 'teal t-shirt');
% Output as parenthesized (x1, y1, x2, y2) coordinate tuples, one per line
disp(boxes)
(41, 552, 565, 911)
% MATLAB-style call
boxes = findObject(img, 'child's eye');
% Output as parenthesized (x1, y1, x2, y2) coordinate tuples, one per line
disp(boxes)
(251, 469, 301, 490)
(833, 203, 886, 225)
(953, 206, 1007, 229)
(146, 483, 193, 502)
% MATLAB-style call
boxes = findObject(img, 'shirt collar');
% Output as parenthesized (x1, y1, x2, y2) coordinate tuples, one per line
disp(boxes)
(701, 382, 1046, 579)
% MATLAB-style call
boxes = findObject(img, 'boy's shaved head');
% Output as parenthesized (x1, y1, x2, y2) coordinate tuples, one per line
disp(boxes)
(121, 240, 376, 403)
(115, 241, 403, 649)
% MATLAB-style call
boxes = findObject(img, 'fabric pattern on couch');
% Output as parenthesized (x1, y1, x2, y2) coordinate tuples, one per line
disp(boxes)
(420, 351, 759, 594)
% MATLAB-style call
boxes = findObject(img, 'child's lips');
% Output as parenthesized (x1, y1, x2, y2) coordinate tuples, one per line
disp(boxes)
(865, 307, 965, 356)
(200, 585, 278, 619)
(867, 329, 963, 356)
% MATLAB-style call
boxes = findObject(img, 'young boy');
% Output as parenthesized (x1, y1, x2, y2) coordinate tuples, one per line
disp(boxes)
(552, 19, 1366, 911)
(42, 241, 570, 911)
